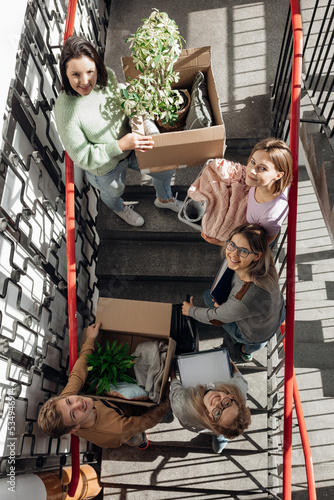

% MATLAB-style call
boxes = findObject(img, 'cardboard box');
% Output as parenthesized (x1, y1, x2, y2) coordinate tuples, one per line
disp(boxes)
(93, 297, 176, 407)
(122, 46, 226, 173)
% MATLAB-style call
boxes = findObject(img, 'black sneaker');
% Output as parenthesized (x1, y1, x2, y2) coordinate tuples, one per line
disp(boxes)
(137, 435, 149, 450)
(238, 344, 253, 362)
(160, 409, 174, 424)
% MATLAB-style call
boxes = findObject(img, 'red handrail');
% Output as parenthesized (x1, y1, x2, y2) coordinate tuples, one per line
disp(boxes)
(63, 1, 80, 497)
(292, 373, 317, 499)
(283, 2, 317, 499)
(281, 325, 317, 499)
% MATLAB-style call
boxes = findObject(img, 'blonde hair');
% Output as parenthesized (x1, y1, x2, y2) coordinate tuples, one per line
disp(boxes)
(225, 223, 279, 293)
(38, 396, 74, 438)
(248, 137, 293, 195)
(185, 383, 251, 439)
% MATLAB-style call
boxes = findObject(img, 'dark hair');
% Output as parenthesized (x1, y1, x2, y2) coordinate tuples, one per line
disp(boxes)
(186, 383, 251, 439)
(59, 36, 108, 96)
(248, 137, 293, 195)
(226, 223, 279, 292)
(38, 396, 75, 438)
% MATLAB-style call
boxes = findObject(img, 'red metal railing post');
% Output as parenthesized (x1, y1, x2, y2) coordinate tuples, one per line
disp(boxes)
(63, 1, 80, 497)
(283, 1, 303, 499)
(280, 324, 317, 500)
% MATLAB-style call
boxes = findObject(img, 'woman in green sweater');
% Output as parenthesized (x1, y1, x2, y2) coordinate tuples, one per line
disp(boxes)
(55, 36, 181, 226)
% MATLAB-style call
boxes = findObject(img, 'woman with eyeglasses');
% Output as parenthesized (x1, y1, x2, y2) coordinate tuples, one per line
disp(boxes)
(182, 223, 285, 362)
(169, 360, 251, 453)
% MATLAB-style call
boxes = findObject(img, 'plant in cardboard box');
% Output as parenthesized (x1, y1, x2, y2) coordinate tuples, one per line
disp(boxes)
(120, 8, 189, 131)
(86, 340, 137, 395)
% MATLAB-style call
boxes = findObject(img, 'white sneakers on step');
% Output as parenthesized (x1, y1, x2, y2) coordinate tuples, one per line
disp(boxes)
(113, 205, 144, 227)
(154, 194, 182, 213)
(114, 194, 183, 227)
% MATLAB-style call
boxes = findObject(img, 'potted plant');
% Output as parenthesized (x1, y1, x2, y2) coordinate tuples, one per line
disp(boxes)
(120, 8, 190, 130)
(86, 340, 137, 395)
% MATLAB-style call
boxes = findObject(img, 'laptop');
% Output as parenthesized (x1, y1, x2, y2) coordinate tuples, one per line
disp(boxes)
(210, 259, 234, 305)
(177, 347, 232, 388)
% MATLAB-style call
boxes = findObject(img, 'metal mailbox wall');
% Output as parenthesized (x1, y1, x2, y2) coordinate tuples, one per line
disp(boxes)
(0, 0, 109, 475)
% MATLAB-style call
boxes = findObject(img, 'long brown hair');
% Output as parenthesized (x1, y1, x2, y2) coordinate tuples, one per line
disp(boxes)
(225, 223, 279, 292)
(185, 383, 251, 439)
(248, 137, 293, 195)
(59, 36, 108, 96)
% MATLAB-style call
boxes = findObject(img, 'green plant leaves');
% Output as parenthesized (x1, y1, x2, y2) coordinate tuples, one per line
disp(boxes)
(86, 341, 137, 395)
(120, 8, 185, 124)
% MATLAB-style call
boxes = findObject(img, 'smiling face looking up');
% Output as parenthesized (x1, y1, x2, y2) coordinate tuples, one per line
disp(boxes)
(57, 395, 96, 432)
(225, 232, 261, 280)
(203, 390, 239, 426)
(66, 56, 98, 96)
(246, 149, 284, 194)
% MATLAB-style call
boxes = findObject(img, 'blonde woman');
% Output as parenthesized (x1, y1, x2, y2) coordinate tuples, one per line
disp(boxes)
(170, 361, 251, 453)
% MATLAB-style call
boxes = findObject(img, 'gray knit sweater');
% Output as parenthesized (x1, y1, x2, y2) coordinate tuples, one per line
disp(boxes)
(189, 273, 284, 343)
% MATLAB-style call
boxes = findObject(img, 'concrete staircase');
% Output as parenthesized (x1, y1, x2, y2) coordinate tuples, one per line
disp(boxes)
(96, 161, 334, 500)
(95, 1, 334, 497)
(96, 142, 254, 304)
(269, 165, 334, 499)
(96, 145, 273, 499)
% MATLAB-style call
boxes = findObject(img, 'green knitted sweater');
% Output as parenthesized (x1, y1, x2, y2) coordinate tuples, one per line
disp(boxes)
(54, 68, 131, 176)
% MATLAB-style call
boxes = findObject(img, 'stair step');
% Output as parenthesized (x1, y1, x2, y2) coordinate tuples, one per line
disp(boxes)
(293, 367, 334, 399)
(97, 279, 214, 304)
(96, 195, 201, 240)
(295, 320, 334, 344)
(293, 342, 334, 371)
(294, 300, 334, 322)
(101, 363, 269, 499)
(125, 164, 202, 188)
(97, 240, 222, 280)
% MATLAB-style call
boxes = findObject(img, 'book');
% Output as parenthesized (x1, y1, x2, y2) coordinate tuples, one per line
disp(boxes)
(210, 259, 234, 305)
(177, 348, 232, 388)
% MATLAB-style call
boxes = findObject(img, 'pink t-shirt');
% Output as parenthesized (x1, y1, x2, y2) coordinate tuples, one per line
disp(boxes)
(246, 187, 289, 236)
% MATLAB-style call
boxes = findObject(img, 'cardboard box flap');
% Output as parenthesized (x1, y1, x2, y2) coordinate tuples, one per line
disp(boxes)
(122, 46, 211, 81)
(207, 67, 223, 126)
(174, 46, 211, 71)
(96, 298, 172, 337)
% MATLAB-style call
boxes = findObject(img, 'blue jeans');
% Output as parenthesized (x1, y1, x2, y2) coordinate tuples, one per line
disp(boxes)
(212, 434, 229, 453)
(85, 151, 175, 212)
(203, 289, 286, 355)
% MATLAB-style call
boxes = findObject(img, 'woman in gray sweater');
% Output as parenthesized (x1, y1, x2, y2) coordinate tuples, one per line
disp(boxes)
(182, 223, 285, 362)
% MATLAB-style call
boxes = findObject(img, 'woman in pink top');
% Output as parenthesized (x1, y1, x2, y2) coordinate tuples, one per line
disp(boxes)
(202, 138, 293, 245)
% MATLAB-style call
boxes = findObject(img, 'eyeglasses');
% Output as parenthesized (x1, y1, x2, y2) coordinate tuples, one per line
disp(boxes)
(211, 396, 236, 422)
(226, 240, 255, 259)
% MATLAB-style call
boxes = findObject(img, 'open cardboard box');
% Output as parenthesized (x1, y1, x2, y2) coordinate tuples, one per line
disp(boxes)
(89, 297, 176, 407)
(122, 46, 226, 173)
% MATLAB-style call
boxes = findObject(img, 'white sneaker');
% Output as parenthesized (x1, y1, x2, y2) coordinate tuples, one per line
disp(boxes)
(154, 193, 182, 213)
(113, 205, 144, 227)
